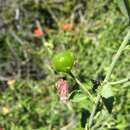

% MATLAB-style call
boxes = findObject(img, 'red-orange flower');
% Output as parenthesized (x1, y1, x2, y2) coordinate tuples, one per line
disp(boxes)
(33, 27, 43, 38)
(63, 23, 72, 31)
(0, 128, 4, 130)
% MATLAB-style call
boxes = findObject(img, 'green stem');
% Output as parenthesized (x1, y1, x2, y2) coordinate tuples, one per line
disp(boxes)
(109, 78, 129, 85)
(104, 30, 130, 83)
(88, 29, 130, 129)
(88, 95, 100, 128)
(69, 71, 96, 103)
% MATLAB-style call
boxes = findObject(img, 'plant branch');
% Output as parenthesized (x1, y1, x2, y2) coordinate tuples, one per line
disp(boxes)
(88, 29, 130, 129)
(88, 95, 100, 129)
(104, 30, 130, 83)
(69, 71, 96, 103)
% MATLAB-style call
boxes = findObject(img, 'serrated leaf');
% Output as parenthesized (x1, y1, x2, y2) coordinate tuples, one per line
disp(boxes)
(117, 0, 130, 20)
(71, 92, 87, 102)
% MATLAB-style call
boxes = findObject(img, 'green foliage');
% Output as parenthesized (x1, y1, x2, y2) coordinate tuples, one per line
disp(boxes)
(0, 0, 130, 130)
(117, 0, 130, 20)
(70, 92, 87, 103)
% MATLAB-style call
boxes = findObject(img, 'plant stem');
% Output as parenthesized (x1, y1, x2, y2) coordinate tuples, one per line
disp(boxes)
(88, 29, 130, 129)
(88, 95, 100, 128)
(69, 71, 96, 103)
(109, 78, 129, 85)
(104, 30, 130, 83)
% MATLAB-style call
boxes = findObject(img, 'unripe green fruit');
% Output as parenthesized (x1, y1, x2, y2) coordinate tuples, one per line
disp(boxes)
(52, 50, 74, 73)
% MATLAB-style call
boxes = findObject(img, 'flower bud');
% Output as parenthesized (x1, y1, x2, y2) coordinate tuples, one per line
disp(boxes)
(55, 79, 69, 103)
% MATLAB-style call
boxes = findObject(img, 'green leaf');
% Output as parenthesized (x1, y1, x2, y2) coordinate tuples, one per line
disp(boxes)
(102, 97, 114, 113)
(102, 84, 113, 98)
(81, 108, 90, 128)
(38, 128, 47, 130)
(102, 85, 114, 113)
(117, 0, 130, 20)
(71, 92, 87, 102)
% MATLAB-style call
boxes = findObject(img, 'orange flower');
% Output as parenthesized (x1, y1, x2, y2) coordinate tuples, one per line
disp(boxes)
(0, 128, 3, 130)
(33, 27, 43, 38)
(63, 23, 72, 31)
